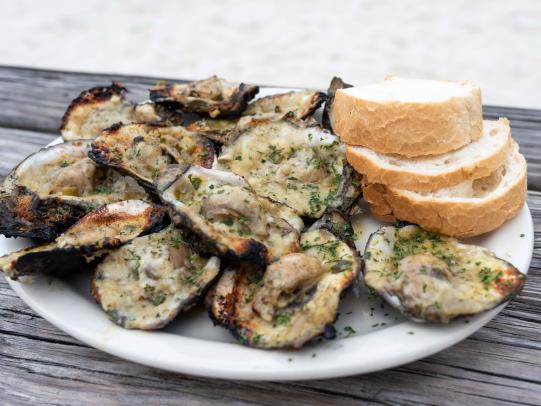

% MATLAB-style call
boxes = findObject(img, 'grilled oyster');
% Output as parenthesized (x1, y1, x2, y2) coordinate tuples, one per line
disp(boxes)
(244, 90, 326, 118)
(0, 200, 166, 280)
(217, 118, 360, 218)
(322, 77, 352, 133)
(92, 225, 220, 330)
(89, 123, 215, 191)
(186, 90, 326, 143)
(60, 82, 169, 141)
(157, 165, 302, 266)
(363, 225, 526, 323)
(207, 211, 360, 349)
(0, 140, 149, 240)
(150, 76, 259, 119)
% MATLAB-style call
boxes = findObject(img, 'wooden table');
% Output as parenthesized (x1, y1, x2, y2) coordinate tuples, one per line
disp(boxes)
(0, 66, 539, 405)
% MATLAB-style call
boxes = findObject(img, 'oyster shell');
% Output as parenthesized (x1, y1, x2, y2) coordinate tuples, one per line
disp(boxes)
(186, 90, 326, 143)
(363, 225, 526, 323)
(0, 140, 149, 240)
(207, 211, 360, 349)
(0, 200, 166, 280)
(150, 76, 259, 119)
(60, 82, 172, 141)
(243, 90, 326, 118)
(89, 123, 215, 191)
(92, 225, 220, 330)
(322, 77, 352, 133)
(157, 165, 302, 266)
(217, 118, 361, 218)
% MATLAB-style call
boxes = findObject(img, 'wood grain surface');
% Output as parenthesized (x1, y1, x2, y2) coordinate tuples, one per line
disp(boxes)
(0, 66, 539, 406)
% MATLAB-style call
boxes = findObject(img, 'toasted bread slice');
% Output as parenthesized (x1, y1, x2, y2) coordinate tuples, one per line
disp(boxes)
(332, 77, 483, 157)
(346, 118, 511, 192)
(363, 142, 527, 238)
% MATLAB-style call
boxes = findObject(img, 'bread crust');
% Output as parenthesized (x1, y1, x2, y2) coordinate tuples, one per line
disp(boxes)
(346, 119, 511, 192)
(332, 81, 483, 157)
(361, 152, 527, 238)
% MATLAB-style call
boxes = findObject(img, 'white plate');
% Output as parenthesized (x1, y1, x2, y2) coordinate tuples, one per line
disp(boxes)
(1, 87, 535, 380)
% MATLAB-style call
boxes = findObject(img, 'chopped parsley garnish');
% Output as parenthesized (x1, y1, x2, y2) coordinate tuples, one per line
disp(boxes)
(221, 218, 234, 226)
(188, 175, 202, 190)
(251, 333, 262, 346)
(151, 294, 167, 306)
(433, 301, 442, 309)
(170, 235, 183, 248)
(59, 160, 70, 168)
(144, 285, 155, 293)
(301, 240, 340, 258)
(268, 145, 284, 164)
(308, 191, 323, 215)
(94, 185, 111, 194)
(235, 154, 242, 161)
(275, 311, 291, 326)
(479, 267, 502, 287)
(343, 326, 356, 337)
(124, 249, 141, 280)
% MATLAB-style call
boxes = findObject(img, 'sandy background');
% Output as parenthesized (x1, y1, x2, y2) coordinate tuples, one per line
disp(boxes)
(0, 0, 540, 108)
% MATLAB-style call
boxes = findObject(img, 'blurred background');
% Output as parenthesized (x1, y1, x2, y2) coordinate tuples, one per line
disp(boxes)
(1, 0, 540, 108)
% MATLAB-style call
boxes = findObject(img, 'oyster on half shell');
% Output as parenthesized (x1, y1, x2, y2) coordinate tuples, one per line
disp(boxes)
(92, 225, 220, 330)
(89, 123, 216, 192)
(186, 90, 326, 144)
(60, 82, 174, 141)
(150, 76, 259, 119)
(363, 225, 526, 323)
(217, 118, 360, 218)
(0, 200, 166, 281)
(157, 165, 302, 266)
(207, 211, 360, 349)
(0, 140, 149, 241)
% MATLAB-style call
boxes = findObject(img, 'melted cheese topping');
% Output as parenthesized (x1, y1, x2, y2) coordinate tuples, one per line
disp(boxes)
(164, 167, 300, 262)
(218, 121, 347, 217)
(92, 125, 212, 184)
(211, 227, 359, 349)
(94, 226, 220, 329)
(14, 143, 147, 203)
(62, 95, 160, 140)
(364, 225, 525, 322)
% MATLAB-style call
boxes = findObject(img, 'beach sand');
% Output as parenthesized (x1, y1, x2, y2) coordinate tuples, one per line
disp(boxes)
(1, 0, 539, 108)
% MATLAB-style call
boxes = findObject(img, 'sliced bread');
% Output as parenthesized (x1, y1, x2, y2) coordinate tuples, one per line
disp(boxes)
(362, 142, 527, 238)
(332, 77, 483, 157)
(346, 118, 511, 192)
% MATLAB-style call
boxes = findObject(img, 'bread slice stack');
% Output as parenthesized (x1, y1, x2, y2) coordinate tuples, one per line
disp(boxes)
(331, 76, 527, 238)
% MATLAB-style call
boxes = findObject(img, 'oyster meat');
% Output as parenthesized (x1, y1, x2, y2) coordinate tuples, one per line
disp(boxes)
(363, 225, 526, 323)
(92, 225, 220, 330)
(0, 200, 166, 280)
(157, 165, 302, 266)
(89, 123, 215, 191)
(0, 140, 149, 240)
(150, 76, 259, 119)
(186, 90, 326, 143)
(217, 118, 360, 218)
(60, 82, 169, 141)
(207, 211, 360, 349)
